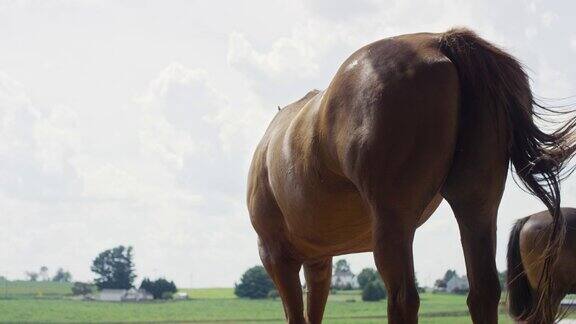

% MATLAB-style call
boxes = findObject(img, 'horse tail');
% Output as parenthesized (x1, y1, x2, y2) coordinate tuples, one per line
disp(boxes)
(507, 217, 533, 320)
(439, 28, 576, 323)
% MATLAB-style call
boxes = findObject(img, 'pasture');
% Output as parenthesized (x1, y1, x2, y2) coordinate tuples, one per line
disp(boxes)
(0, 280, 72, 300)
(0, 281, 517, 323)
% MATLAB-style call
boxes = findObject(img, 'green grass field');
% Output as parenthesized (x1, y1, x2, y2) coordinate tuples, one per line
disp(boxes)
(0, 281, 515, 323)
(0, 280, 72, 299)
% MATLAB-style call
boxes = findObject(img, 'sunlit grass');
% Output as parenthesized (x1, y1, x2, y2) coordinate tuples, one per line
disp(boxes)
(0, 281, 519, 323)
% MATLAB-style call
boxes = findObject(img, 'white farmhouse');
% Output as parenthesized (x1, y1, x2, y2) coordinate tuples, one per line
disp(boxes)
(174, 292, 189, 300)
(445, 275, 469, 293)
(97, 288, 153, 302)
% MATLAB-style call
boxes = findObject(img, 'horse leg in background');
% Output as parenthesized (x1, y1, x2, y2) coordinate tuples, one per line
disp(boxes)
(259, 241, 305, 324)
(303, 257, 332, 324)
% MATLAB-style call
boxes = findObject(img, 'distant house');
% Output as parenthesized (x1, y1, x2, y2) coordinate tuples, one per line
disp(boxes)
(174, 292, 189, 300)
(97, 288, 153, 302)
(445, 275, 469, 293)
(331, 270, 359, 289)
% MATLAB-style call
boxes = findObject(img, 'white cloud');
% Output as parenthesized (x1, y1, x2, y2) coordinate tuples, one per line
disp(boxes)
(227, 20, 362, 108)
(0, 61, 267, 286)
(303, 0, 380, 22)
(533, 59, 574, 98)
(127, 62, 267, 285)
(136, 62, 268, 197)
(0, 72, 81, 201)
(228, 30, 321, 80)
(540, 11, 558, 27)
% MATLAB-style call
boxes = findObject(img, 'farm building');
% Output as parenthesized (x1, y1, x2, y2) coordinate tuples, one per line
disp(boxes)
(97, 288, 153, 302)
(445, 275, 469, 293)
(174, 292, 189, 300)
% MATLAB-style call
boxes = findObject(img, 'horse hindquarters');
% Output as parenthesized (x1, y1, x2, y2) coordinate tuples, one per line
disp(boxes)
(439, 79, 509, 324)
(335, 55, 459, 323)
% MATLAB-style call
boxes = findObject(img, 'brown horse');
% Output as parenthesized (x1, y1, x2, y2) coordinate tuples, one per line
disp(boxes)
(507, 208, 576, 323)
(247, 28, 576, 323)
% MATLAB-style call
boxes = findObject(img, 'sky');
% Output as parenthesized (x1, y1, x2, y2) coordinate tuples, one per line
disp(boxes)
(0, 0, 575, 288)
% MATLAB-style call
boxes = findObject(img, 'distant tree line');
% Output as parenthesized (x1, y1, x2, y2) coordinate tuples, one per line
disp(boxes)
(232, 260, 390, 302)
(20, 245, 179, 301)
(234, 259, 457, 302)
(89, 245, 177, 299)
(24, 266, 72, 283)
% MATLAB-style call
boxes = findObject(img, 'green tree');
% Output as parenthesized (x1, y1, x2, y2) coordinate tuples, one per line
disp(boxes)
(498, 270, 507, 291)
(234, 266, 275, 299)
(52, 268, 72, 282)
(332, 259, 355, 290)
(442, 269, 457, 283)
(333, 259, 352, 275)
(434, 279, 446, 289)
(267, 289, 280, 299)
(91, 245, 136, 290)
(357, 268, 379, 289)
(25, 271, 38, 282)
(39, 266, 49, 281)
(140, 278, 177, 299)
(362, 279, 387, 301)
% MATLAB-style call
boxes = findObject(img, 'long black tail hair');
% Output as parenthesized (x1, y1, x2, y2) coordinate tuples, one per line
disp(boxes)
(439, 28, 576, 323)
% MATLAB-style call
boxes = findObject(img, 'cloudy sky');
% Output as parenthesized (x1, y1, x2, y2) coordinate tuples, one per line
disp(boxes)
(0, 0, 575, 288)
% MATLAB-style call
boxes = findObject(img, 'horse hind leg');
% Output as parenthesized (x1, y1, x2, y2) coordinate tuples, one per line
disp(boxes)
(359, 158, 452, 323)
(258, 239, 305, 324)
(442, 166, 507, 324)
(367, 203, 421, 324)
(303, 257, 332, 324)
(446, 198, 501, 323)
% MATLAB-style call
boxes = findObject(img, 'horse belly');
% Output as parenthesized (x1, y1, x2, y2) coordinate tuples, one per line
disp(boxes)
(278, 182, 374, 259)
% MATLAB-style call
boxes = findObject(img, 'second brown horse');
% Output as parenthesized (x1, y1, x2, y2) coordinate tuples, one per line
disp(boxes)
(247, 28, 576, 323)
(507, 208, 576, 323)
